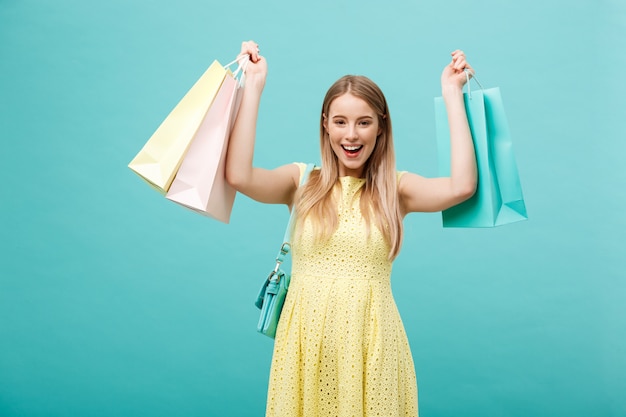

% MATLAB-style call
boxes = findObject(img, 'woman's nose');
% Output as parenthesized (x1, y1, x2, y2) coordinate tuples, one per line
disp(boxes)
(347, 125, 358, 140)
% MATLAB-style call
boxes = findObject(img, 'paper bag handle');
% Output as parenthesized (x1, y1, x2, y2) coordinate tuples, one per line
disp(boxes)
(225, 55, 249, 86)
(464, 68, 484, 100)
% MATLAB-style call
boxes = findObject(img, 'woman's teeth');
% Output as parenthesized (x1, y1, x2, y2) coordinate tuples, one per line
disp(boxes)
(342, 145, 363, 153)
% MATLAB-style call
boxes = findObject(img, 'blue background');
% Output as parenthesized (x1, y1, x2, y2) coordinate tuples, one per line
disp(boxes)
(1, 0, 624, 416)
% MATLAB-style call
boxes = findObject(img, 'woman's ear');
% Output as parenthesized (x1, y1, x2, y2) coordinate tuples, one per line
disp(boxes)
(322, 113, 328, 132)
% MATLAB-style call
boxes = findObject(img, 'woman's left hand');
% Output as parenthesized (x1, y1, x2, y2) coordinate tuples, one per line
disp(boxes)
(441, 50, 474, 91)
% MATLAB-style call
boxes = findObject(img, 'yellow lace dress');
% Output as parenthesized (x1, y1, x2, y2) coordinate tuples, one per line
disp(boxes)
(265, 167, 418, 417)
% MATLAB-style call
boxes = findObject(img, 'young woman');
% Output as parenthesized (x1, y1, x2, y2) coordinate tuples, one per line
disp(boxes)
(226, 40, 477, 417)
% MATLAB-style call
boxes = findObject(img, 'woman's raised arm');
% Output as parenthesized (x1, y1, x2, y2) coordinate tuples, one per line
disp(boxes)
(225, 41, 300, 206)
(399, 50, 478, 214)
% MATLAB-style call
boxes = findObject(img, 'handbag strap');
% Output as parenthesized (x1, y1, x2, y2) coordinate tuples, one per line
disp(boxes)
(273, 163, 315, 266)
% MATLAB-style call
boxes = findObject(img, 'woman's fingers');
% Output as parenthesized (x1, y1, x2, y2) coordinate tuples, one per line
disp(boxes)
(441, 50, 475, 89)
(449, 50, 473, 73)
(240, 40, 261, 62)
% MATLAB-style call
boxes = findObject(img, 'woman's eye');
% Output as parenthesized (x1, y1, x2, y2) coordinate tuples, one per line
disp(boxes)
(359, 120, 371, 126)
(334, 120, 346, 126)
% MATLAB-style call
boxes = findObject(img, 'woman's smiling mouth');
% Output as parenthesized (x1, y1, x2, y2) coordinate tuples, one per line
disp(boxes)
(342, 145, 363, 156)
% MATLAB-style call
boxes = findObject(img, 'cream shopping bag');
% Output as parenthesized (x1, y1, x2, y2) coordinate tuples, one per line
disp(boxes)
(128, 60, 229, 194)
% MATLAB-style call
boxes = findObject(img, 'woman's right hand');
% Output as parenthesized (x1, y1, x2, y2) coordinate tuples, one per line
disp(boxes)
(239, 40, 267, 88)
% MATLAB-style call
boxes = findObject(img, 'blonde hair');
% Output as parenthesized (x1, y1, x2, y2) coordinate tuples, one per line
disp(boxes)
(294, 75, 403, 260)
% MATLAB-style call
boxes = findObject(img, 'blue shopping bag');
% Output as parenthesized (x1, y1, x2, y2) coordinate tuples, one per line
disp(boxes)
(435, 80, 528, 227)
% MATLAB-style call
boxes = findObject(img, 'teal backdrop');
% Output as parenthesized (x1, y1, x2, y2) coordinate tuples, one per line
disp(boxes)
(1, 0, 624, 416)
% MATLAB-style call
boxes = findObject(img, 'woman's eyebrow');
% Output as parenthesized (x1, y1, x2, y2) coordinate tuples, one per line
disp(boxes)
(331, 114, 374, 119)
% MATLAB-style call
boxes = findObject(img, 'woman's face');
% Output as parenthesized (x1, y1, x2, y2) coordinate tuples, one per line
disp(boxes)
(324, 93, 381, 178)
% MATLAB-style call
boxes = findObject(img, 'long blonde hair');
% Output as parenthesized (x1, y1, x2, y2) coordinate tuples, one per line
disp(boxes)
(294, 75, 403, 260)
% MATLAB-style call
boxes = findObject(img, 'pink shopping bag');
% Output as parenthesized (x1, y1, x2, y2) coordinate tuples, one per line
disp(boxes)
(165, 64, 245, 223)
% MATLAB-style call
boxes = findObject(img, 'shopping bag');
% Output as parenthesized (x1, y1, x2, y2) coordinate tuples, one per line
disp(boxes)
(128, 60, 229, 194)
(165, 63, 245, 223)
(435, 79, 527, 227)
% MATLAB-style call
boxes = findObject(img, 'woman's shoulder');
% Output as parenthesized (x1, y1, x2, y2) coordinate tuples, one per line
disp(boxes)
(293, 162, 307, 180)
(293, 162, 319, 184)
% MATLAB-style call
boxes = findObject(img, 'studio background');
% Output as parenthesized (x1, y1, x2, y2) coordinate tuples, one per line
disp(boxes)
(1, 0, 624, 416)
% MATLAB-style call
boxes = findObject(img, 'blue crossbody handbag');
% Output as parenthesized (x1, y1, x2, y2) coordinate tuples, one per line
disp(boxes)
(255, 163, 315, 338)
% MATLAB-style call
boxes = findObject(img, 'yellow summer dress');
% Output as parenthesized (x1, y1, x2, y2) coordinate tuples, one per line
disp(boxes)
(266, 166, 418, 417)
